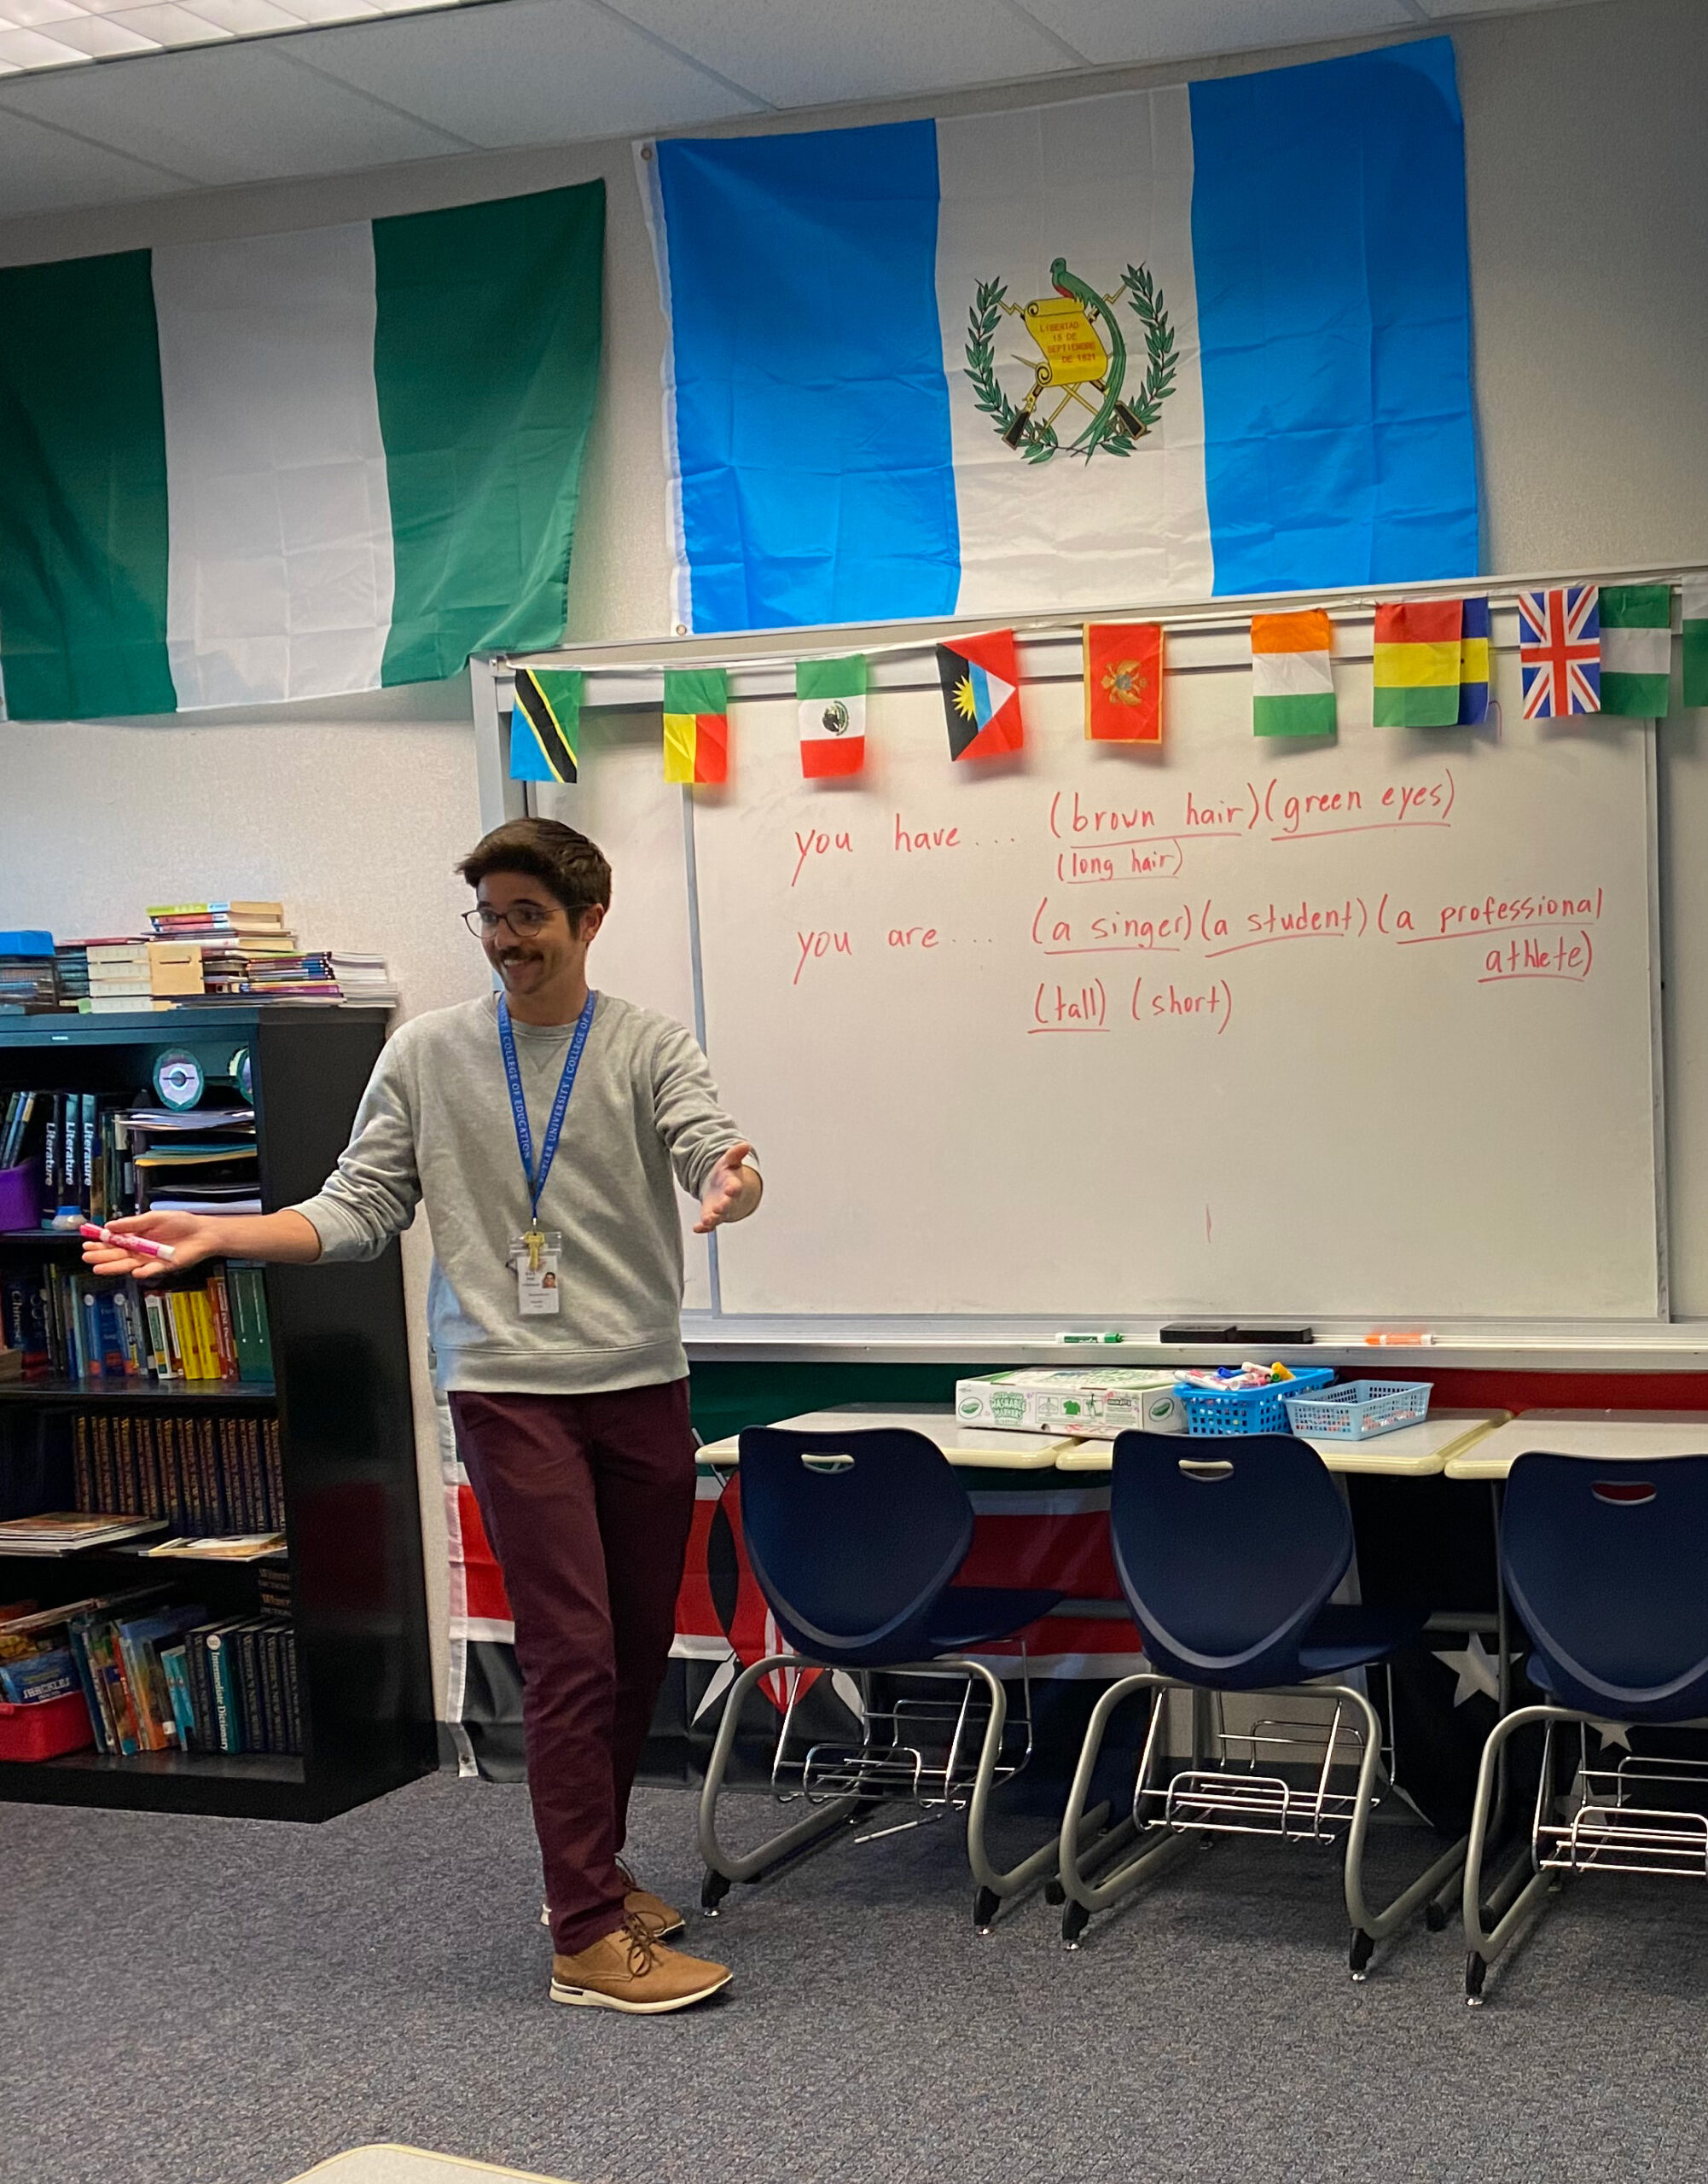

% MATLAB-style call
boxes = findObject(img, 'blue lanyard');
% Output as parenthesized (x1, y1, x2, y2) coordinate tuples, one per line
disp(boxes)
(497, 990, 597, 1229)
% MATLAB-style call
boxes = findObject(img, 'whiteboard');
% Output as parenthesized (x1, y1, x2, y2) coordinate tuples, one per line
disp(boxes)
(532, 717, 712, 1312)
(685, 636, 1663, 1322)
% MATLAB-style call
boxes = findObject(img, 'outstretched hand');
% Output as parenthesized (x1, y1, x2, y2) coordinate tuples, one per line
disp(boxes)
(81, 1211, 220, 1282)
(695, 1142, 760, 1234)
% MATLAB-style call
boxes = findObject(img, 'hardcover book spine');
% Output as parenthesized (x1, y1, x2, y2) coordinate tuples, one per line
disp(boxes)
(205, 1631, 241, 1753)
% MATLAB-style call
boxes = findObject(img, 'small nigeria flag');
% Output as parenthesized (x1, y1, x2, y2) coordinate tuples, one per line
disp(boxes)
(509, 669, 581, 783)
(1599, 585, 1672, 717)
(797, 655, 868, 778)
(1682, 581, 1708, 709)
(1372, 600, 1461, 727)
(663, 666, 729, 785)
(1252, 610, 1335, 736)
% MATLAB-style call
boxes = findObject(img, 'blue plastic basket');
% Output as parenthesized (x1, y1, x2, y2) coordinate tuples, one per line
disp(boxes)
(1176, 1367, 1335, 1438)
(1281, 1379, 1432, 1441)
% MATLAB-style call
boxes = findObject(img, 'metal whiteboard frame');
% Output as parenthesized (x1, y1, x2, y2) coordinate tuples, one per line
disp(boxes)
(469, 565, 1691, 1358)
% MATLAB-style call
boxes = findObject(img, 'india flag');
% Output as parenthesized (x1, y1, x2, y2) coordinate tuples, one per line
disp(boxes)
(642, 40, 1477, 636)
(1599, 584, 1672, 717)
(1252, 610, 1335, 738)
(0, 183, 603, 722)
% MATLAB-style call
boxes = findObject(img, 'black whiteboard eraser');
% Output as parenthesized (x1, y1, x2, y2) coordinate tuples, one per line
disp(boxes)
(1159, 1323, 1236, 1343)
(1229, 1325, 1315, 1345)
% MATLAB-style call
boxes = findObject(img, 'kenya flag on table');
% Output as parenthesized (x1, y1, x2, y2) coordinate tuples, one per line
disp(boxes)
(0, 183, 603, 721)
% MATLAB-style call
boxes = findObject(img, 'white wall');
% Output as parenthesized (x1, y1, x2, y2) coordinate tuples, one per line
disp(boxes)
(3, 0, 1707, 1706)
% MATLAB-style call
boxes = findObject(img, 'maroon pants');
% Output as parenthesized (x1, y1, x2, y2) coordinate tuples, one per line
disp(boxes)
(449, 1381, 698, 1956)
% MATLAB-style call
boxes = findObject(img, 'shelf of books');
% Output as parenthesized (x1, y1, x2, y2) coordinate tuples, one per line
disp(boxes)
(0, 1008, 434, 1820)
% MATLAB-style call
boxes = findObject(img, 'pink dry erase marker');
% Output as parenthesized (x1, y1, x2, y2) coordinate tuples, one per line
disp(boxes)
(81, 1222, 177, 1263)
(1363, 1331, 1434, 1345)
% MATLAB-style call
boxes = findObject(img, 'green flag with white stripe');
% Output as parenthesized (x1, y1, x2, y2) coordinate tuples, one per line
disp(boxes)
(0, 183, 603, 723)
(1599, 584, 1672, 717)
(1683, 580, 1708, 711)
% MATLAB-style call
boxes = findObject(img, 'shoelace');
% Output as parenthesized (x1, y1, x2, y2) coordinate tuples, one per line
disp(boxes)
(619, 1910, 659, 1979)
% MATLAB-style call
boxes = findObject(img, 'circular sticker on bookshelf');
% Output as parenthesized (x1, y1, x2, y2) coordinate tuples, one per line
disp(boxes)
(152, 1048, 204, 1111)
(228, 1045, 253, 1101)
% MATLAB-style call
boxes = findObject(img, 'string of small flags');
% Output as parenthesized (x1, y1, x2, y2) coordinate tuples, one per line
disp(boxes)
(507, 581, 1708, 787)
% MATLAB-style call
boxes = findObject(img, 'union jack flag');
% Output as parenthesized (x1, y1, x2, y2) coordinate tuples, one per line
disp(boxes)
(1519, 585, 1601, 718)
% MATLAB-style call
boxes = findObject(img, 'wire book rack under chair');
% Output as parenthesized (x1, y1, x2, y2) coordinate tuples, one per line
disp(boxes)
(1463, 1449, 1708, 2006)
(1055, 1432, 1468, 1978)
(696, 1426, 1095, 1931)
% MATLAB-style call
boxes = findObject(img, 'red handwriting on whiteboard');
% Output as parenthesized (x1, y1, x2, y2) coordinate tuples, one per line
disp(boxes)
(1184, 790, 1254, 831)
(1132, 975, 1234, 1037)
(793, 930, 852, 986)
(1049, 790, 1157, 841)
(1031, 979, 1107, 1031)
(1263, 771, 1454, 840)
(791, 828, 853, 887)
(887, 926, 939, 950)
(894, 816, 961, 853)
(1479, 931, 1594, 984)
(1031, 897, 1190, 956)
(1057, 839, 1186, 884)
(1204, 897, 1365, 957)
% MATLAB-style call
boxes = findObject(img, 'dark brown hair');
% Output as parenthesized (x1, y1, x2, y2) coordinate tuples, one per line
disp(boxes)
(456, 817, 612, 916)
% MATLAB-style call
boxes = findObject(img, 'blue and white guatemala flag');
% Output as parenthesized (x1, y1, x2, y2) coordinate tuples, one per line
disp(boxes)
(641, 38, 1478, 636)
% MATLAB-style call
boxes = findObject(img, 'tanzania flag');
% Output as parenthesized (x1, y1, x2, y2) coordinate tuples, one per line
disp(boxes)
(1252, 609, 1335, 737)
(1600, 584, 1671, 717)
(797, 654, 867, 778)
(1457, 596, 1490, 724)
(509, 668, 581, 783)
(1373, 599, 1461, 726)
(1084, 623, 1163, 743)
(1684, 581, 1708, 709)
(663, 665, 729, 783)
(0, 183, 603, 721)
(938, 630, 1023, 762)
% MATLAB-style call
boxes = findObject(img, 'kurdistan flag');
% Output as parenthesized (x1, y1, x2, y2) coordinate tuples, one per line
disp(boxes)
(0, 183, 603, 722)
(1599, 584, 1672, 716)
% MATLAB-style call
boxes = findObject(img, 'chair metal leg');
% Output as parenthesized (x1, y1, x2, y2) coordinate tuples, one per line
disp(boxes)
(1336, 1681, 1469, 1979)
(697, 1654, 867, 1902)
(1461, 1701, 1577, 2005)
(1057, 1672, 1204, 1943)
(950, 1657, 1108, 1932)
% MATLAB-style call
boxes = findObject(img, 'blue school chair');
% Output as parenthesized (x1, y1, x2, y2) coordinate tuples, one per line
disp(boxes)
(1463, 1449, 1708, 2004)
(1055, 1431, 1467, 1976)
(696, 1426, 1072, 1930)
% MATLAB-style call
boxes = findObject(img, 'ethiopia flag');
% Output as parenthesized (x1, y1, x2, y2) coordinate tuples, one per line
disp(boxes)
(1457, 596, 1490, 724)
(938, 630, 1024, 761)
(1599, 584, 1671, 717)
(0, 183, 603, 722)
(1372, 599, 1461, 726)
(1084, 623, 1163, 742)
(663, 665, 729, 784)
(509, 668, 581, 784)
(797, 654, 867, 778)
(1251, 609, 1335, 737)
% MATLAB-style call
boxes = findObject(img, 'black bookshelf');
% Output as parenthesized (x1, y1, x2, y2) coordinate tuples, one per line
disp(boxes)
(0, 1007, 435, 1821)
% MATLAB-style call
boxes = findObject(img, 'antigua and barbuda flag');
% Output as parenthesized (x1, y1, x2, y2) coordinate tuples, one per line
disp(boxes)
(640, 40, 1477, 634)
(938, 630, 1023, 762)
(1519, 586, 1600, 718)
(797, 653, 868, 778)
(1456, 596, 1490, 724)
(662, 665, 729, 784)
(509, 667, 581, 783)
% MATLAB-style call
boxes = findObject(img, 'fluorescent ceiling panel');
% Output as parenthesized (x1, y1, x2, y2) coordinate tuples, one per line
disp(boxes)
(0, 0, 449, 73)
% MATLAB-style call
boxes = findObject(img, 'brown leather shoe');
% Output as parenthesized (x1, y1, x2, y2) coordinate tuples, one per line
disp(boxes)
(540, 1865, 686, 1943)
(549, 1916, 731, 2014)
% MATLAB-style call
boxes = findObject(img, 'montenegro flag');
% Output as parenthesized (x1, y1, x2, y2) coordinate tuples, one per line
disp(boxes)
(937, 630, 1024, 762)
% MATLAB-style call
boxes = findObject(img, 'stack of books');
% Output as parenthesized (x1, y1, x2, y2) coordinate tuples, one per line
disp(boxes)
(86, 939, 170, 1013)
(127, 1100, 259, 1216)
(53, 940, 91, 1007)
(0, 932, 61, 1014)
(73, 1407, 285, 1532)
(1, 1257, 273, 1385)
(327, 952, 400, 1005)
(0, 1513, 166, 1556)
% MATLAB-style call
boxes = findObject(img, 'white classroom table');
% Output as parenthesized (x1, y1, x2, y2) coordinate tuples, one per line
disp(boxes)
(1444, 1409, 1708, 1481)
(1052, 1409, 1508, 1478)
(696, 1402, 1083, 1472)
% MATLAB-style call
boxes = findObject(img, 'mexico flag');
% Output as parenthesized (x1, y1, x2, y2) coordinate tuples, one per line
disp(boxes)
(1252, 608, 1336, 737)
(0, 183, 603, 722)
(797, 654, 868, 778)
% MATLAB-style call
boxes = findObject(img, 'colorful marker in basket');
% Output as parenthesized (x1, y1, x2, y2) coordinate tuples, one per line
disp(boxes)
(79, 1222, 177, 1263)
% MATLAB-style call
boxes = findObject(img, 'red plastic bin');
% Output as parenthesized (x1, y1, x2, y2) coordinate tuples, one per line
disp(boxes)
(0, 1687, 96, 1761)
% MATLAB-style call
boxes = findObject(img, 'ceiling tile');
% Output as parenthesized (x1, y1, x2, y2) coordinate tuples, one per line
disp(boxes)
(292, 0, 766, 148)
(0, 36, 472, 183)
(0, 98, 188, 206)
(605, 0, 1084, 108)
(1018, 0, 1415, 67)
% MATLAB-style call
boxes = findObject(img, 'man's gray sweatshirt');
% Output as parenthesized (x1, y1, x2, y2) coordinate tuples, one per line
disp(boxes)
(290, 991, 749, 1394)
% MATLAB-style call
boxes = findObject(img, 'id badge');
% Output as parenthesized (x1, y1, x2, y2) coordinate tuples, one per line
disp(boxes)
(508, 1231, 562, 1317)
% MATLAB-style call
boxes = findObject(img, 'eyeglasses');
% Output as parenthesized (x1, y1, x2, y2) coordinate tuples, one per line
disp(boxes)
(462, 903, 560, 939)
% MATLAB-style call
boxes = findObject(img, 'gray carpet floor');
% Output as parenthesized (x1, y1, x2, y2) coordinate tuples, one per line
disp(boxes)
(5, 1769, 1708, 2184)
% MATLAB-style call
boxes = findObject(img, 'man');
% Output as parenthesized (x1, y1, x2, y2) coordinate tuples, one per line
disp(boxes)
(86, 817, 759, 2015)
